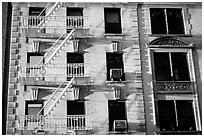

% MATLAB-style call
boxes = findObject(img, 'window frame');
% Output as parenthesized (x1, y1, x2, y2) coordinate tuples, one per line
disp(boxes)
(153, 52, 190, 81)
(147, 7, 192, 37)
(28, 7, 46, 33)
(108, 100, 127, 131)
(25, 100, 44, 115)
(157, 100, 197, 132)
(66, 7, 83, 32)
(149, 48, 194, 83)
(150, 8, 185, 35)
(104, 8, 122, 34)
(106, 52, 125, 81)
(67, 53, 84, 79)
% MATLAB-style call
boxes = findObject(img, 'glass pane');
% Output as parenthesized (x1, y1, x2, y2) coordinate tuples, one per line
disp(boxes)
(167, 8, 185, 34)
(67, 101, 85, 115)
(67, 53, 84, 63)
(28, 107, 42, 115)
(106, 12, 120, 23)
(176, 100, 196, 131)
(29, 56, 43, 65)
(153, 52, 171, 81)
(158, 100, 177, 131)
(171, 53, 190, 81)
(104, 8, 122, 34)
(67, 8, 83, 16)
(150, 8, 167, 34)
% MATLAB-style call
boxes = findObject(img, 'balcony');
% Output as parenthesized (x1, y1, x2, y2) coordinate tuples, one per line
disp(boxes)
(22, 16, 90, 38)
(154, 81, 194, 93)
(20, 63, 92, 86)
(17, 115, 92, 134)
(23, 16, 88, 29)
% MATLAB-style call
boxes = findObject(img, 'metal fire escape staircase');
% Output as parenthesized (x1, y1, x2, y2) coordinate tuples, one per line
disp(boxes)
(37, 78, 75, 116)
(32, 3, 76, 121)
(37, 2, 63, 31)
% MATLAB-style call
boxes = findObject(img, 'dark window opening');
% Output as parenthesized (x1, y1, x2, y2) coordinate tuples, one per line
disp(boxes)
(150, 8, 184, 34)
(104, 8, 122, 34)
(171, 53, 190, 81)
(108, 100, 127, 131)
(150, 8, 167, 34)
(106, 53, 125, 81)
(29, 7, 45, 16)
(29, 7, 46, 33)
(153, 52, 190, 81)
(67, 101, 85, 128)
(158, 100, 196, 131)
(66, 7, 83, 32)
(67, 53, 84, 80)
(167, 9, 185, 34)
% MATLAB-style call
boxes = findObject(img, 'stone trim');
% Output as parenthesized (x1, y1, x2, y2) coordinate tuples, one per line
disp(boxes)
(6, 4, 21, 135)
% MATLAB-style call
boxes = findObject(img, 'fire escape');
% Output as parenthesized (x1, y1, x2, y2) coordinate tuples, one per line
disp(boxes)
(18, 2, 92, 134)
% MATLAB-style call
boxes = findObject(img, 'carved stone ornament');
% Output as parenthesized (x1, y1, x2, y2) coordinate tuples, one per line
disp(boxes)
(148, 37, 194, 48)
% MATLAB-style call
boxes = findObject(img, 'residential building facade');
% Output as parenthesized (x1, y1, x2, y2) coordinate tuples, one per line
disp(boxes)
(5, 2, 201, 135)
(138, 2, 202, 135)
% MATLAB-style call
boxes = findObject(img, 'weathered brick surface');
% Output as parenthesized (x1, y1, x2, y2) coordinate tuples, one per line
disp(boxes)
(12, 10, 20, 16)
(8, 108, 16, 114)
(8, 96, 17, 102)
(6, 128, 15, 134)
(10, 54, 20, 60)
(10, 60, 19, 66)
(7, 114, 16, 121)
(8, 102, 17, 108)
(12, 27, 18, 32)
(11, 43, 19, 49)
(9, 66, 18, 72)
(10, 49, 19, 54)
(12, 32, 20, 37)
(12, 22, 20, 27)
(7, 121, 14, 127)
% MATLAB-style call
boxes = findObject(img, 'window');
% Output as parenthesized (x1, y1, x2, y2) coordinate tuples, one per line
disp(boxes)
(67, 53, 84, 78)
(104, 8, 122, 34)
(106, 53, 125, 81)
(153, 52, 190, 81)
(108, 100, 126, 131)
(27, 53, 44, 79)
(67, 101, 85, 128)
(158, 100, 196, 131)
(29, 7, 45, 33)
(67, 7, 83, 31)
(25, 100, 44, 115)
(25, 100, 44, 126)
(150, 8, 185, 34)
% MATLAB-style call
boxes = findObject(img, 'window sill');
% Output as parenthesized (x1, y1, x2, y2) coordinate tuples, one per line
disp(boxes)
(104, 33, 125, 37)
(106, 81, 127, 84)
(147, 34, 192, 37)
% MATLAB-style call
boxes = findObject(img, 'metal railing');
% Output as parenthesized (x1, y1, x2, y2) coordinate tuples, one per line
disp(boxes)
(22, 16, 89, 29)
(20, 63, 88, 78)
(17, 115, 92, 131)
